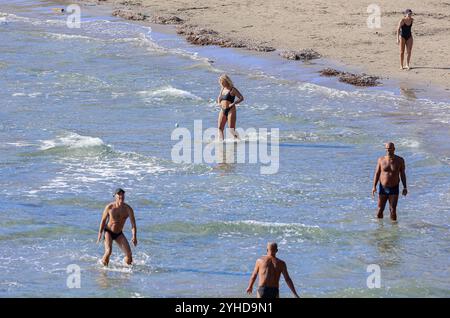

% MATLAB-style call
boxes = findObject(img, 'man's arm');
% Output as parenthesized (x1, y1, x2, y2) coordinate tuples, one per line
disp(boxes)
(372, 158, 381, 197)
(128, 205, 137, 246)
(400, 158, 407, 196)
(246, 260, 259, 294)
(282, 262, 299, 298)
(97, 205, 109, 243)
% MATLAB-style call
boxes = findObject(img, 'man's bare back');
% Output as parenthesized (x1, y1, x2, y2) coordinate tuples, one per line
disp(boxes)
(256, 256, 285, 288)
(247, 243, 299, 298)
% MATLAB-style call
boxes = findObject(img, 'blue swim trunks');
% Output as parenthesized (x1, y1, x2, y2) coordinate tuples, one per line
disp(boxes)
(379, 183, 399, 196)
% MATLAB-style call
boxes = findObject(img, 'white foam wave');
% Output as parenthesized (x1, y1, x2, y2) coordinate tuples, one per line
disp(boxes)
(298, 82, 401, 102)
(397, 138, 421, 148)
(0, 281, 22, 288)
(244, 131, 270, 142)
(204, 131, 272, 144)
(111, 92, 126, 99)
(44, 32, 95, 41)
(229, 220, 320, 229)
(298, 83, 450, 125)
(246, 103, 270, 111)
(6, 142, 34, 147)
(182, 62, 223, 73)
(12, 92, 42, 98)
(99, 264, 133, 273)
(39, 133, 104, 151)
(112, 32, 167, 53)
(33, 133, 173, 194)
(87, 20, 213, 64)
(1, 11, 226, 72)
(37, 154, 171, 194)
(96, 251, 151, 273)
(285, 133, 319, 142)
(138, 85, 202, 101)
(0, 12, 65, 26)
(171, 48, 217, 64)
(283, 129, 367, 143)
(298, 83, 353, 98)
(432, 118, 450, 124)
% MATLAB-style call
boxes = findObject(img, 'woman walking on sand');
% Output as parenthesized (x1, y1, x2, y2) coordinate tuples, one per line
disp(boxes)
(216, 74, 244, 140)
(397, 9, 414, 70)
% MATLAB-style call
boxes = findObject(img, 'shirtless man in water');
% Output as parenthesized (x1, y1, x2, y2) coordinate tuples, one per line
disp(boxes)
(97, 188, 137, 266)
(372, 142, 408, 221)
(246, 243, 299, 298)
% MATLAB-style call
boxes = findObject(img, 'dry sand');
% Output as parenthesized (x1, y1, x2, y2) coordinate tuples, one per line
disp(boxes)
(73, 0, 450, 91)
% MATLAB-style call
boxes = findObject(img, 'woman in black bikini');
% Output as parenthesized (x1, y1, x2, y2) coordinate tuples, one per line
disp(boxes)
(217, 74, 244, 140)
(397, 9, 414, 70)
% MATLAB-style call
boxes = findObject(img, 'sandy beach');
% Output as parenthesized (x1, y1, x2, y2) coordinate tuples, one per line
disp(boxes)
(2, 0, 450, 298)
(68, 0, 450, 91)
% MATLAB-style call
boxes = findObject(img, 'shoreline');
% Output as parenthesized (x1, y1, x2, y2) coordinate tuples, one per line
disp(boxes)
(65, 0, 450, 95)
(52, 0, 450, 101)
(1, 0, 450, 298)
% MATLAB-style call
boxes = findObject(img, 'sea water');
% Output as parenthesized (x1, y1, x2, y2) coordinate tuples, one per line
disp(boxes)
(0, 0, 449, 297)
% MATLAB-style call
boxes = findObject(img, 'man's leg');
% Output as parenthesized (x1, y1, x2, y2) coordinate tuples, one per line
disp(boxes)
(115, 234, 133, 265)
(377, 194, 388, 219)
(102, 232, 113, 266)
(388, 195, 399, 221)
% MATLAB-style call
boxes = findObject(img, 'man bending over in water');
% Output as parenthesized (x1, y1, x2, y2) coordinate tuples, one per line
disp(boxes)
(97, 188, 137, 266)
(246, 242, 300, 298)
(372, 142, 408, 221)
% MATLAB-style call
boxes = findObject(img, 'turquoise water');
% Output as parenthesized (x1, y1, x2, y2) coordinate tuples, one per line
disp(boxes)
(0, 0, 449, 297)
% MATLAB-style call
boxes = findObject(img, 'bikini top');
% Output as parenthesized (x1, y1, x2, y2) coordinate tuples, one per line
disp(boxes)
(220, 88, 235, 103)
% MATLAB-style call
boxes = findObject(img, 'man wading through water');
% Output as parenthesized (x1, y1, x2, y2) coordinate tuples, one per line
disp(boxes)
(97, 188, 137, 266)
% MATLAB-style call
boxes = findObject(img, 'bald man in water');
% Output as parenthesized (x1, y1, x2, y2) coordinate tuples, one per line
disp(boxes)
(246, 243, 299, 298)
(372, 142, 408, 221)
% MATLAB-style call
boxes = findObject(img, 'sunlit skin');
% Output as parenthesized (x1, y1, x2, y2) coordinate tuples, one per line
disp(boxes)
(246, 243, 299, 298)
(397, 11, 414, 70)
(372, 142, 408, 221)
(97, 191, 137, 266)
(217, 76, 244, 140)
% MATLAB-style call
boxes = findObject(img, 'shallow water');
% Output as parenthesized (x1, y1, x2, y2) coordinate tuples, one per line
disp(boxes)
(0, 0, 449, 297)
